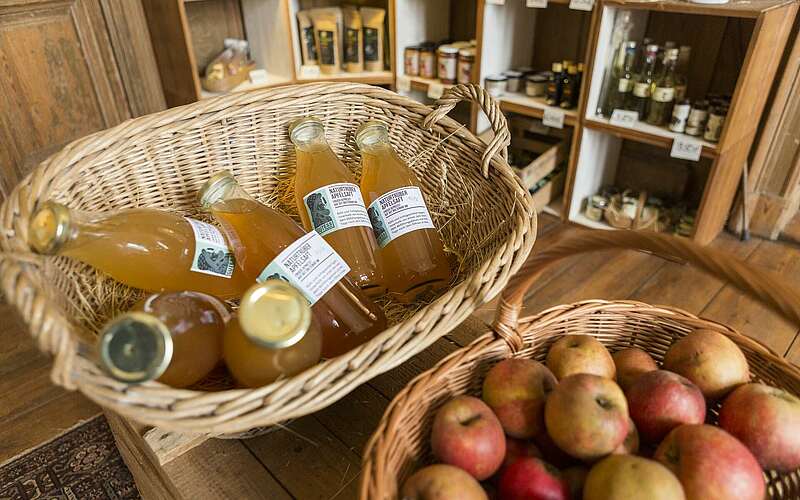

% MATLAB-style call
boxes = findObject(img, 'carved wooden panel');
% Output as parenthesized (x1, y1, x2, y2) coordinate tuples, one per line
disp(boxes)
(0, 0, 129, 200)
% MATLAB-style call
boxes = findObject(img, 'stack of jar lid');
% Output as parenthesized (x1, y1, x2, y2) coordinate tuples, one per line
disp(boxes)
(404, 40, 476, 85)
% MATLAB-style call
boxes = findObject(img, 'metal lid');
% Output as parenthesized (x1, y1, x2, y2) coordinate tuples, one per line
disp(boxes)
(458, 47, 475, 58)
(527, 74, 548, 83)
(238, 281, 311, 349)
(485, 74, 508, 82)
(503, 70, 523, 78)
(98, 312, 173, 384)
(198, 171, 236, 209)
(355, 120, 389, 149)
(28, 201, 71, 255)
(437, 45, 460, 55)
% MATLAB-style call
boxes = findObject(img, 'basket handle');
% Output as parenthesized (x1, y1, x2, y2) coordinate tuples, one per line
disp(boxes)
(492, 230, 800, 352)
(421, 83, 510, 178)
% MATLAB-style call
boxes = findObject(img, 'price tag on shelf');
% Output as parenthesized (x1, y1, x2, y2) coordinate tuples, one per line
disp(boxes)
(569, 0, 594, 10)
(299, 65, 321, 79)
(542, 108, 565, 129)
(396, 75, 411, 93)
(486, 0, 506, 4)
(527, 0, 548, 8)
(427, 82, 446, 100)
(609, 109, 638, 128)
(670, 136, 703, 161)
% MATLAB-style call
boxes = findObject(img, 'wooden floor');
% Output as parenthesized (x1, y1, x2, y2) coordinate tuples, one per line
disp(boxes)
(3, 214, 800, 499)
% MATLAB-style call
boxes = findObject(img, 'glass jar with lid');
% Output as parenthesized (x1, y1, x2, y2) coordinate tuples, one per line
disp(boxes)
(437, 45, 459, 84)
(457, 48, 475, 84)
(503, 70, 524, 93)
(526, 73, 548, 97)
(404, 46, 420, 77)
(484, 74, 508, 97)
(419, 45, 436, 79)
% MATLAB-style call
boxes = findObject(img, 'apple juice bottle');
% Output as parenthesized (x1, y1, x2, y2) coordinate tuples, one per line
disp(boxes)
(198, 171, 386, 358)
(224, 281, 322, 388)
(289, 117, 385, 296)
(356, 121, 450, 303)
(27, 201, 249, 299)
(98, 291, 228, 388)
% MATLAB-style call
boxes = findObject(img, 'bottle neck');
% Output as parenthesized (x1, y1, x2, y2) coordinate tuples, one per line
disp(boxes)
(199, 174, 257, 211)
(28, 202, 103, 255)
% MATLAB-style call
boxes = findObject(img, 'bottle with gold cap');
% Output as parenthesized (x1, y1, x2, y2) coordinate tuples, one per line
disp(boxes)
(27, 202, 249, 299)
(198, 170, 386, 358)
(290, 117, 385, 297)
(224, 281, 322, 388)
(98, 291, 227, 388)
(356, 121, 450, 302)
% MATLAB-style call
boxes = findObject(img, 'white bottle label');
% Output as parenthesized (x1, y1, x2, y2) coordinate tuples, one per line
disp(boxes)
(367, 186, 435, 248)
(617, 78, 633, 92)
(256, 232, 350, 305)
(185, 217, 235, 279)
(632, 82, 650, 98)
(303, 182, 371, 237)
(652, 87, 675, 103)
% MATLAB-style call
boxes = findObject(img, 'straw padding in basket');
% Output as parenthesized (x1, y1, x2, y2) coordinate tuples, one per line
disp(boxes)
(362, 230, 800, 499)
(0, 83, 536, 434)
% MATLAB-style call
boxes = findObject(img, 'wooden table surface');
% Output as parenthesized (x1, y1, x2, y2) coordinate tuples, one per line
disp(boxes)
(5, 214, 800, 499)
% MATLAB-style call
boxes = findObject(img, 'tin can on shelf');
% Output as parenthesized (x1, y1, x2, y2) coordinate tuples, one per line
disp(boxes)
(404, 46, 420, 77)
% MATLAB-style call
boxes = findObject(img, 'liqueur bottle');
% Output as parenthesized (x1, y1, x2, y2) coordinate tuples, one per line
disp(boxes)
(647, 48, 679, 126)
(626, 44, 659, 120)
(604, 42, 637, 113)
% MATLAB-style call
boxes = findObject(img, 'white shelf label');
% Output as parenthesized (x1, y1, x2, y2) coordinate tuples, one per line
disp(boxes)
(610, 109, 638, 128)
(671, 136, 703, 162)
(527, 0, 548, 7)
(427, 82, 446, 100)
(569, 0, 594, 10)
(249, 69, 269, 85)
(542, 108, 565, 129)
(486, 0, 505, 4)
(396, 75, 411, 92)
(299, 65, 321, 79)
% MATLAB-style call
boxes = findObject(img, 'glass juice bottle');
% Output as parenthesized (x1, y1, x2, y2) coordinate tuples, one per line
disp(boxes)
(356, 121, 450, 303)
(27, 201, 249, 300)
(98, 291, 227, 388)
(198, 171, 386, 358)
(626, 44, 659, 120)
(289, 117, 385, 297)
(224, 281, 322, 388)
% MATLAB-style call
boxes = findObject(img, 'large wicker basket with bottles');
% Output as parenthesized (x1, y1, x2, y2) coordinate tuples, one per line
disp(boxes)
(0, 83, 535, 434)
(361, 230, 800, 499)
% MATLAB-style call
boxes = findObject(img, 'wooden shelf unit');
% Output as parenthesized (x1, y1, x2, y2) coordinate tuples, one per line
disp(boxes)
(563, 0, 798, 244)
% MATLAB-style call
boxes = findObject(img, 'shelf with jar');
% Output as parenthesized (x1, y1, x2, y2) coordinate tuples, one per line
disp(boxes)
(562, 0, 798, 244)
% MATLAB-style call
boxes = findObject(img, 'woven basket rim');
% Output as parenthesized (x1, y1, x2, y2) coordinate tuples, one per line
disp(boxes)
(0, 82, 538, 433)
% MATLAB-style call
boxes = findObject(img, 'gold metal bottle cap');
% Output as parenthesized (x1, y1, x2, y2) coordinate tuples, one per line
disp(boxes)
(98, 312, 173, 384)
(198, 170, 236, 210)
(28, 201, 71, 255)
(355, 120, 389, 149)
(288, 116, 325, 145)
(238, 281, 311, 349)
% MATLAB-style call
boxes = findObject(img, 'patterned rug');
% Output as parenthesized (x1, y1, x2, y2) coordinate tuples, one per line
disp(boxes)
(0, 416, 140, 500)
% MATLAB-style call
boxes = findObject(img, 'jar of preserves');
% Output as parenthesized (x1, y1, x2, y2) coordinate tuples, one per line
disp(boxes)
(685, 100, 709, 136)
(404, 46, 420, 76)
(437, 45, 459, 84)
(525, 73, 548, 97)
(503, 70, 524, 93)
(457, 48, 475, 84)
(419, 45, 436, 79)
(585, 195, 608, 222)
(703, 106, 727, 143)
(484, 75, 508, 97)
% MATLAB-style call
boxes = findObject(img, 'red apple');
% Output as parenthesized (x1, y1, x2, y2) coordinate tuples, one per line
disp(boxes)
(499, 457, 568, 500)
(584, 454, 685, 500)
(627, 370, 706, 443)
(561, 466, 589, 500)
(613, 348, 658, 392)
(720, 382, 800, 471)
(503, 438, 542, 468)
(401, 464, 488, 500)
(663, 329, 749, 399)
(482, 358, 557, 438)
(546, 335, 615, 380)
(544, 374, 629, 461)
(430, 395, 506, 480)
(655, 424, 765, 500)
(612, 417, 639, 454)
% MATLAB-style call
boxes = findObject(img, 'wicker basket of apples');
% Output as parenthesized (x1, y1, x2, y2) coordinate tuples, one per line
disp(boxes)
(361, 230, 800, 500)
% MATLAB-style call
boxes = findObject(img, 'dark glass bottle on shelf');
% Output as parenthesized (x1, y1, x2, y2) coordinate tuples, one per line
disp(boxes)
(604, 41, 637, 113)
(560, 64, 579, 109)
(625, 44, 659, 120)
(545, 62, 564, 106)
(646, 48, 679, 126)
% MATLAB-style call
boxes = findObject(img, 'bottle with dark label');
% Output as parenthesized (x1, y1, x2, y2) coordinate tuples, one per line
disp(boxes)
(647, 48, 679, 126)
(604, 41, 637, 114)
(560, 64, 579, 109)
(545, 62, 564, 106)
(626, 44, 659, 120)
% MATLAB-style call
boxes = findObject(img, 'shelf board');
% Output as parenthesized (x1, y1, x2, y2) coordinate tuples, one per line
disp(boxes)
(199, 73, 293, 99)
(296, 70, 393, 85)
(584, 115, 718, 159)
(601, 0, 794, 18)
(499, 92, 579, 126)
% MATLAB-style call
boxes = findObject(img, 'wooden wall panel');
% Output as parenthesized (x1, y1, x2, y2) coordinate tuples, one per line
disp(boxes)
(531, 6, 591, 71)
(0, 0, 129, 200)
(185, 0, 244, 72)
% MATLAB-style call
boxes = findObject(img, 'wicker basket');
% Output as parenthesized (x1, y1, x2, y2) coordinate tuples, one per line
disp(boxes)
(0, 83, 536, 434)
(362, 230, 800, 499)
